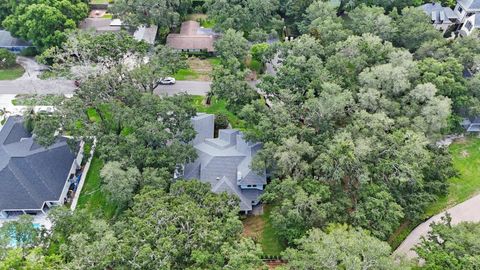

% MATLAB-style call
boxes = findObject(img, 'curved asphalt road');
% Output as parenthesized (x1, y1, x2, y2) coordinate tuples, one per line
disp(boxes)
(395, 193, 480, 258)
(0, 80, 211, 96)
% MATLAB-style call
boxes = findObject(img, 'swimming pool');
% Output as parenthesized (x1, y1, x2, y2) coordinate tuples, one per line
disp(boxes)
(8, 223, 41, 247)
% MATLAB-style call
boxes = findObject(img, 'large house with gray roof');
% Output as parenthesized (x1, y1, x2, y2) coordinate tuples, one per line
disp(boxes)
(0, 116, 81, 219)
(181, 114, 266, 213)
(421, 0, 480, 36)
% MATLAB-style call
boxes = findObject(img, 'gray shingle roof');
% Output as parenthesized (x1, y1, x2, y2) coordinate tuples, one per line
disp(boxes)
(184, 114, 266, 211)
(421, 3, 458, 24)
(0, 30, 31, 48)
(458, 0, 480, 11)
(0, 116, 76, 212)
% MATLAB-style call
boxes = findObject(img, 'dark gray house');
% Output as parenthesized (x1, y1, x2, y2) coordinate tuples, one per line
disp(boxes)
(0, 30, 33, 53)
(0, 116, 80, 219)
(182, 114, 266, 213)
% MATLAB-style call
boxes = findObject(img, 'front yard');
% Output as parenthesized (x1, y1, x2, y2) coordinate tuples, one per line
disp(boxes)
(0, 65, 24, 80)
(174, 57, 220, 81)
(389, 136, 480, 248)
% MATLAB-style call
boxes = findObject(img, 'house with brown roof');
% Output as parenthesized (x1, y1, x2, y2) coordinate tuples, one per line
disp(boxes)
(166, 21, 218, 53)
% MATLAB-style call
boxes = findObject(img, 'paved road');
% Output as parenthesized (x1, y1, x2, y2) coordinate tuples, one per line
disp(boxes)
(395, 193, 480, 258)
(0, 80, 211, 95)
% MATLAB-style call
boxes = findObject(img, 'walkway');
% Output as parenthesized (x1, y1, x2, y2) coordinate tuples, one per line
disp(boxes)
(395, 193, 480, 258)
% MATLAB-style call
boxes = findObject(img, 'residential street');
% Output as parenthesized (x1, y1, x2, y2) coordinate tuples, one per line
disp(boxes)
(0, 80, 211, 95)
(395, 193, 480, 258)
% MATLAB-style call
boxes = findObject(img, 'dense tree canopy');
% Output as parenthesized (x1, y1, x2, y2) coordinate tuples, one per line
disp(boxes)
(2, 0, 88, 50)
(205, 0, 283, 35)
(110, 0, 192, 30)
(416, 215, 480, 269)
(281, 225, 405, 269)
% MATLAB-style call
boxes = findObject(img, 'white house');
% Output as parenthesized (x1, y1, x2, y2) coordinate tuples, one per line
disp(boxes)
(421, 0, 480, 36)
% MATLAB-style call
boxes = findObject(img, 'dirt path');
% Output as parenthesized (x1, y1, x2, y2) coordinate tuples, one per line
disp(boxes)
(395, 193, 480, 258)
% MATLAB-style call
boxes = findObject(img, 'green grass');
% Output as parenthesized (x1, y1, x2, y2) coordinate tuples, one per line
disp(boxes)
(208, 57, 221, 68)
(423, 137, 480, 217)
(262, 206, 286, 256)
(242, 205, 286, 256)
(0, 65, 24, 80)
(200, 19, 216, 28)
(191, 96, 245, 128)
(76, 155, 117, 220)
(101, 13, 113, 19)
(389, 137, 480, 249)
(12, 94, 64, 106)
(174, 68, 199, 80)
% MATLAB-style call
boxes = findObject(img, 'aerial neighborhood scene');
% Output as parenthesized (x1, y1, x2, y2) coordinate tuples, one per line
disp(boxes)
(2, 0, 480, 269)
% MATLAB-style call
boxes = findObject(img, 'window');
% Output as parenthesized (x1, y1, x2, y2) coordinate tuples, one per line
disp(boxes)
(251, 201, 256, 204)
(466, 21, 473, 31)
(458, 6, 463, 13)
(252, 185, 257, 187)
(247, 185, 252, 187)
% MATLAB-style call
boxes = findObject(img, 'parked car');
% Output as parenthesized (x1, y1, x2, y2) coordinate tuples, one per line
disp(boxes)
(159, 77, 176, 85)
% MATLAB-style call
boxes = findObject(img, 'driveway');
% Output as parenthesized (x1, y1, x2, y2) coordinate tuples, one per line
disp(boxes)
(395, 193, 480, 258)
(16, 56, 48, 80)
(0, 80, 211, 96)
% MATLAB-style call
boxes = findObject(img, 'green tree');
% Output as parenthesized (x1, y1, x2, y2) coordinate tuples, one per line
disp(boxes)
(205, 0, 282, 34)
(282, 225, 404, 270)
(2, 0, 88, 50)
(392, 6, 443, 52)
(114, 181, 260, 269)
(214, 29, 250, 65)
(416, 215, 480, 270)
(38, 30, 150, 80)
(0, 48, 16, 69)
(110, 0, 192, 30)
(100, 161, 141, 206)
(346, 5, 395, 41)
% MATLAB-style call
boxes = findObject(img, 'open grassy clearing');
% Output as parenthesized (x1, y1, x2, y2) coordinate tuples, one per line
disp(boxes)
(243, 205, 286, 256)
(389, 136, 480, 249)
(191, 95, 245, 129)
(174, 57, 220, 81)
(0, 65, 24, 80)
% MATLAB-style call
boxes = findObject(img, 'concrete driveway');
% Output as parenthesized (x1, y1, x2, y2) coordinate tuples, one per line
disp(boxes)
(16, 56, 49, 80)
(395, 193, 480, 258)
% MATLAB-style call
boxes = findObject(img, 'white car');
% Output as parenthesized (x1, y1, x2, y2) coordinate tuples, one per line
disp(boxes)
(159, 77, 176, 85)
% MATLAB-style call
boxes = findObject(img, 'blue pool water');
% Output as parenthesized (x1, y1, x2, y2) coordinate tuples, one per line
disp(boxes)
(8, 223, 41, 246)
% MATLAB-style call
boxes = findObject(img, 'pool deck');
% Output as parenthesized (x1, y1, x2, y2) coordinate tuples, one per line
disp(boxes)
(0, 212, 52, 229)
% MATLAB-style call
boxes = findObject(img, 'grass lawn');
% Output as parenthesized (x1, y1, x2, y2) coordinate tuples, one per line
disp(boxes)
(191, 95, 245, 129)
(0, 65, 24, 80)
(12, 94, 64, 106)
(174, 57, 220, 81)
(389, 137, 480, 249)
(76, 155, 117, 220)
(243, 205, 286, 256)
(174, 68, 200, 80)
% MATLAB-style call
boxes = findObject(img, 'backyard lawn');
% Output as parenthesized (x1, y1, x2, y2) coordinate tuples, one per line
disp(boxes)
(243, 205, 286, 256)
(76, 155, 117, 220)
(389, 136, 480, 248)
(0, 65, 24, 80)
(191, 95, 245, 129)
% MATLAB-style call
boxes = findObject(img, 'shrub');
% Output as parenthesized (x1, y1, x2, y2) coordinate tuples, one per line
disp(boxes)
(215, 114, 229, 130)
(0, 48, 16, 69)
